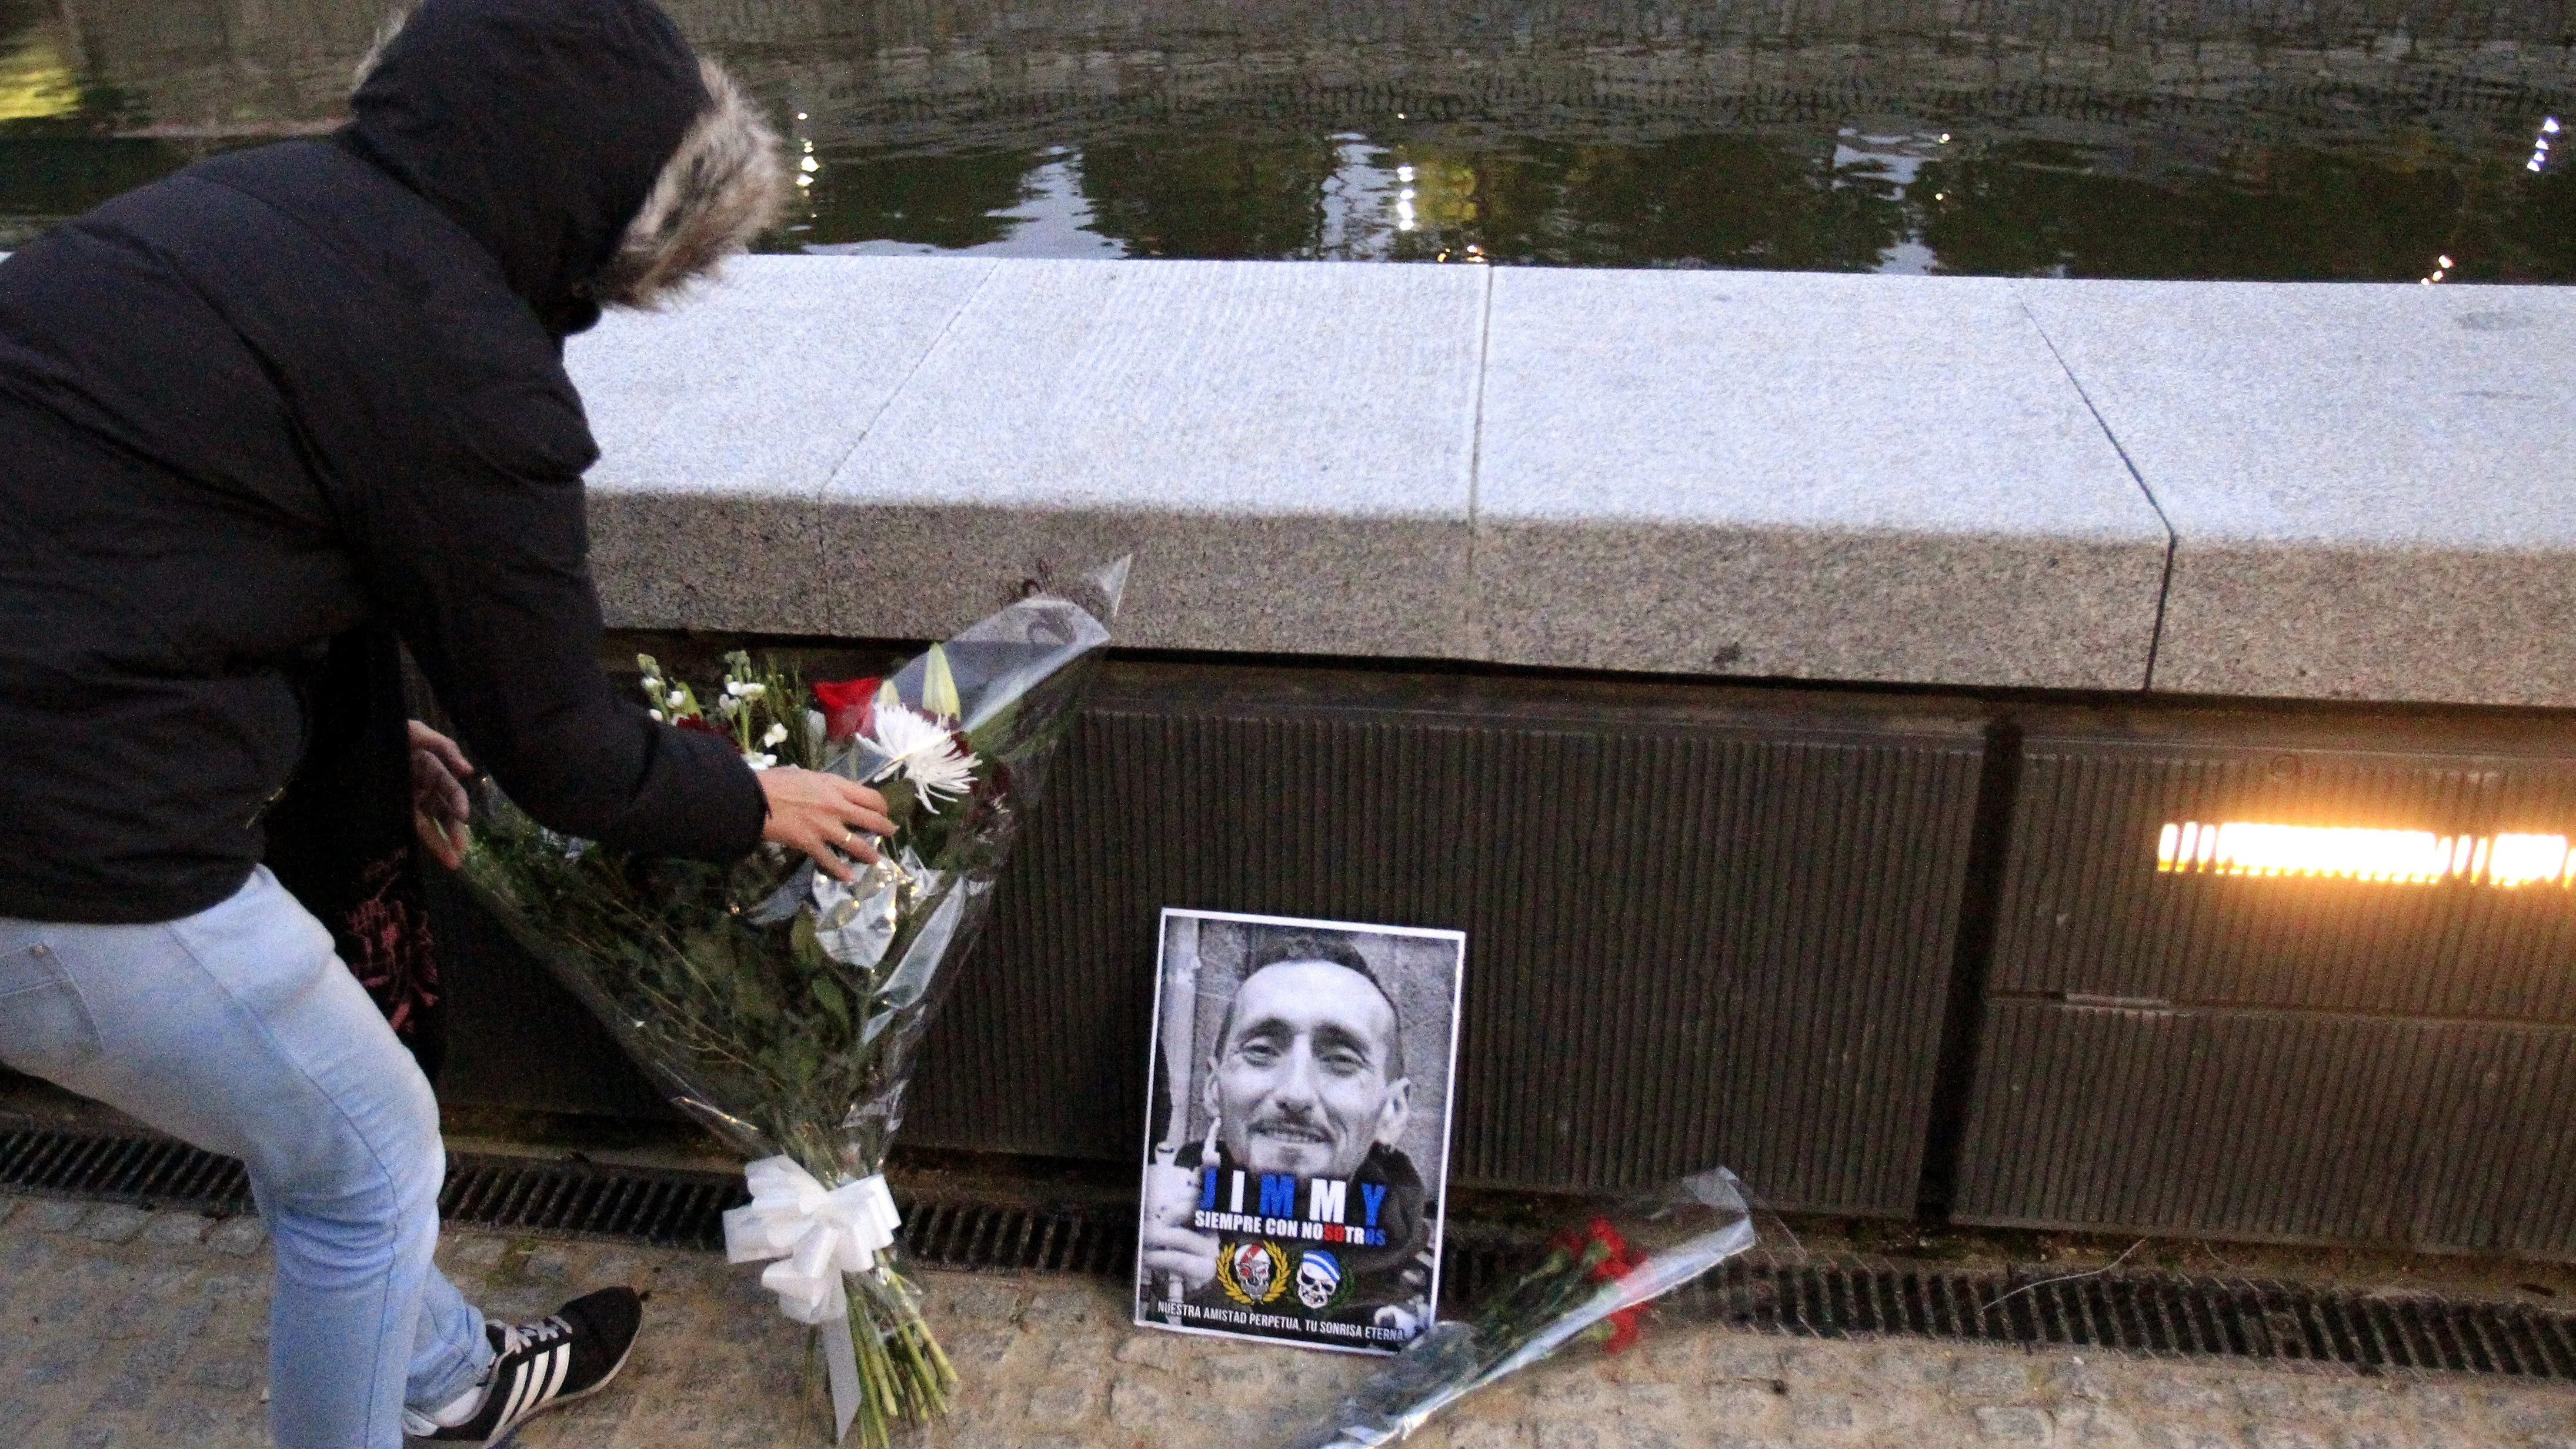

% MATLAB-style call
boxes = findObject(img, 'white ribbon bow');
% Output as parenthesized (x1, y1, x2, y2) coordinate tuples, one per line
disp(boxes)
(722, 1157, 902, 1443)
(722, 1157, 902, 1325)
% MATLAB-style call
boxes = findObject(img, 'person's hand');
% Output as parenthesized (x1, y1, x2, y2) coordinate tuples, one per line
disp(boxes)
(759, 767, 893, 882)
(409, 720, 474, 869)
(1139, 1219, 1221, 1297)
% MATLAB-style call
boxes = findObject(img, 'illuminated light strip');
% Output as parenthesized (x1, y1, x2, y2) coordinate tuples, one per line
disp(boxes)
(2155, 821, 2573, 886)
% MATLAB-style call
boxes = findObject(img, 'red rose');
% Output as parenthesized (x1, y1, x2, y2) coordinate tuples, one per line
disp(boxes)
(812, 677, 883, 742)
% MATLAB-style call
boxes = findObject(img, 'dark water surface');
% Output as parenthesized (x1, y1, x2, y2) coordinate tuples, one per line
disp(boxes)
(8, 0, 2574, 281)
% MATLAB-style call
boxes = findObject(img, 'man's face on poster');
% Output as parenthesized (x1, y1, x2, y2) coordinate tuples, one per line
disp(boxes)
(1207, 960, 1411, 1180)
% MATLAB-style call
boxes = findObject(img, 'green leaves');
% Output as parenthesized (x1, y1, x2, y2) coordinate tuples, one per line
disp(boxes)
(812, 976, 852, 1030)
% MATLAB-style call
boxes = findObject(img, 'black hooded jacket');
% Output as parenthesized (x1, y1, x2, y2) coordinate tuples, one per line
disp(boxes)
(0, 0, 768, 927)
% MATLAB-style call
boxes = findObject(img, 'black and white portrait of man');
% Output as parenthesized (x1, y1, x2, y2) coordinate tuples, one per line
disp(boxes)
(1135, 910, 1466, 1354)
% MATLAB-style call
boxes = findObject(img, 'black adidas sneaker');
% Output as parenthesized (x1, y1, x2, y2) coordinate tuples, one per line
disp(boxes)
(410, 1287, 643, 1444)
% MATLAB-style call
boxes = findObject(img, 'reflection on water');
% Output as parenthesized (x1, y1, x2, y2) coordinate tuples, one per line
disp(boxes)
(801, 146, 1121, 258)
(2, 0, 2571, 281)
(0, 25, 79, 123)
(780, 127, 2576, 282)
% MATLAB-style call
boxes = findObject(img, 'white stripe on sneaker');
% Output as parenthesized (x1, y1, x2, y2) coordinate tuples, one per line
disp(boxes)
(540, 1343, 572, 1405)
(493, 1360, 534, 1435)
(506, 1345, 568, 1430)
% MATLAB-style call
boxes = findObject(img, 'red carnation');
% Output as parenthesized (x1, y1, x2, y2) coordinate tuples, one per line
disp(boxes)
(1603, 1305, 1644, 1354)
(812, 677, 883, 742)
(1590, 1227, 1646, 1353)
(1584, 1220, 1634, 1281)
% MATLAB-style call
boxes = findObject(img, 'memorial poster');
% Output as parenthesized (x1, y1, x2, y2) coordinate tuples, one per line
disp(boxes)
(1133, 909, 1467, 1354)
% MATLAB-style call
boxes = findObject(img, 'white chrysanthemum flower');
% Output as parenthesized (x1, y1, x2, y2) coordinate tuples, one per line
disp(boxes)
(862, 701, 980, 810)
(762, 722, 789, 748)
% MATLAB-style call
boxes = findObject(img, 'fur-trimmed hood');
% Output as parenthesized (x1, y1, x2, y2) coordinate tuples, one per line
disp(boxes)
(348, 0, 782, 337)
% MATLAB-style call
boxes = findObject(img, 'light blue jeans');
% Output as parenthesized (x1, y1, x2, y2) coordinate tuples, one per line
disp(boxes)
(0, 866, 493, 1448)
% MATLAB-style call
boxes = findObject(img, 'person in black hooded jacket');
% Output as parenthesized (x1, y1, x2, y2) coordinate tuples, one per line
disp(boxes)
(0, 2, 896, 1444)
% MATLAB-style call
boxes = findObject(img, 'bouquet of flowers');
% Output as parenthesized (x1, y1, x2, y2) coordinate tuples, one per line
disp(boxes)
(1276, 1169, 1755, 1448)
(460, 560, 1126, 1445)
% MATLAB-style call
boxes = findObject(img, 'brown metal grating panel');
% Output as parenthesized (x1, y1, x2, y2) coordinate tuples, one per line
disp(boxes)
(901, 663, 1986, 1213)
(1956, 999, 2576, 1255)
(1958, 713, 2576, 1250)
(1992, 724, 2576, 1020)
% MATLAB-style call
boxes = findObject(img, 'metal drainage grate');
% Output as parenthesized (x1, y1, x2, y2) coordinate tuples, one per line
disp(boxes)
(438, 1153, 743, 1251)
(900, 1195, 1134, 1277)
(11, 1128, 2576, 1378)
(0, 1127, 1134, 1270)
(1684, 1254, 2576, 1379)
(1, 1127, 252, 1214)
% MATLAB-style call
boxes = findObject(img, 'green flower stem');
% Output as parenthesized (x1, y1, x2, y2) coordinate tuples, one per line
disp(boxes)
(832, 1264, 956, 1449)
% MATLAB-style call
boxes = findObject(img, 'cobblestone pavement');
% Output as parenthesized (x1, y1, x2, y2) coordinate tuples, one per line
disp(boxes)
(6, 1191, 2576, 1449)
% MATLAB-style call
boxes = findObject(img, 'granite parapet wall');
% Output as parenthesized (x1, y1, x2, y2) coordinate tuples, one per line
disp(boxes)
(569, 255, 2576, 709)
